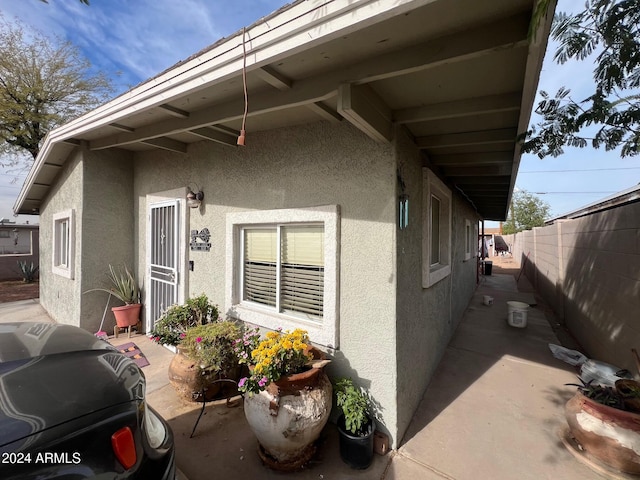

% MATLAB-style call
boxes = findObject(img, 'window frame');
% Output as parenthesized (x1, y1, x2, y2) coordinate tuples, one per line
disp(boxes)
(422, 169, 451, 288)
(464, 219, 472, 261)
(52, 209, 75, 279)
(226, 205, 340, 348)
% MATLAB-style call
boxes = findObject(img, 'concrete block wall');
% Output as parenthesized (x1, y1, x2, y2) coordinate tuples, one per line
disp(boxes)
(513, 202, 640, 373)
(0, 228, 39, 281)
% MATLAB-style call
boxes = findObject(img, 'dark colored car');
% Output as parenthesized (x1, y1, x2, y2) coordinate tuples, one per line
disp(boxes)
(0, 322, 176, 479)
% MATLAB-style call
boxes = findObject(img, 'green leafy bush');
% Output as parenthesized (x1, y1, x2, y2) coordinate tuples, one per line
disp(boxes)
(149, 294, 219, 347)
(181, 321, 242, 371)
(334, 377, 370, 435)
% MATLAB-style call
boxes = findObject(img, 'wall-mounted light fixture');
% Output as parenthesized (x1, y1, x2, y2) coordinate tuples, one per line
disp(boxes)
(186, 189, 204, 209)
(397, 169, 409, 230)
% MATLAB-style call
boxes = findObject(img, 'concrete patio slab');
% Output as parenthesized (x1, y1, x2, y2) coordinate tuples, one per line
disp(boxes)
(1, 257, 613, 479)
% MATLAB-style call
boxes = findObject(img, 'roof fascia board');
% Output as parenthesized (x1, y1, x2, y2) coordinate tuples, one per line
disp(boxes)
(17, 0, 437, 214)
(90, 14, 529, 150)
(50, 0, 438, 142)
(506, 0, 557, 218)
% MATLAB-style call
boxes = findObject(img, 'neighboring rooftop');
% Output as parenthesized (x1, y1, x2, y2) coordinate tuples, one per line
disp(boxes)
(545, 183, 640, 224)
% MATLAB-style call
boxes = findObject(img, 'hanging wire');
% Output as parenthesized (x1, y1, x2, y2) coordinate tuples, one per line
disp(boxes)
(237, 27, 248, 146)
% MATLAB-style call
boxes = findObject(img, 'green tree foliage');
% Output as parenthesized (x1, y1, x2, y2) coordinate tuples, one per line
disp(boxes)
(523, 0, 640, 158)
(502, 190, 551, 234)
(0, 15, 111, 166)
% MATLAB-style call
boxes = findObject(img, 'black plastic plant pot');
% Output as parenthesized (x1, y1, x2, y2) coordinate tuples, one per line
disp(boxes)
(337, 415, 375, 469)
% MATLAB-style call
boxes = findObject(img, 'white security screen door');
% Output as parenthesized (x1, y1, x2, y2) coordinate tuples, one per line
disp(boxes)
(147, 199, 180, 331)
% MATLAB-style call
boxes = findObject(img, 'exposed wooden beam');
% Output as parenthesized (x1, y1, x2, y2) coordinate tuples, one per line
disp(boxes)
(453, 176, 511, 185)
(208, 124, 238, 136)
(109, 123, 135, 132)
(255, 66, 292, 90)
(89, 14, 528, 151)
(141, 137, 187, 153)
(430, 152, 513, 166)
(189, 127, 237, 146)
(417, 128, 517, 149)
(159, 104, 190, 118)
(61, 138, 81, 146)
(338, 84, 391, 142)
(306, 102, 342, 123)
(442, 165, 512, 176)
(394, 92, 522, 124)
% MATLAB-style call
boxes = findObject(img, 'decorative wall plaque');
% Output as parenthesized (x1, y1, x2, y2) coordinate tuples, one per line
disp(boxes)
(190, 228, 211, 251)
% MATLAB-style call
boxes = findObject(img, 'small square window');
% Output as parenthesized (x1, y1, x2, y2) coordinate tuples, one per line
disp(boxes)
(52, 210, 75, 279)
(422, 169, 451, 288)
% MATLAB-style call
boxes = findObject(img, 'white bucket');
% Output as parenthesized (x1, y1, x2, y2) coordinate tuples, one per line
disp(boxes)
(507, 301, 529, 328)
(483, 295, 493, 306)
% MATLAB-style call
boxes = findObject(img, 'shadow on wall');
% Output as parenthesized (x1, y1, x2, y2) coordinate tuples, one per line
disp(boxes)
(527, 203, 640, 373)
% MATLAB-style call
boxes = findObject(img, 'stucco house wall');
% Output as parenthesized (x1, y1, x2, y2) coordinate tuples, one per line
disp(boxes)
(39, 150, 84, 326)
(515, 201, 640, 373)
(133, 120, 403, 445)
(394, 127, 479, 439)
(39, 147, 135, 332)
(79, 148, 136, 333)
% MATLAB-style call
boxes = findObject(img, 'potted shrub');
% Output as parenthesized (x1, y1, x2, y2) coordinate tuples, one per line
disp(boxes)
(334, 377, 375, 469)
(237, 328, 333, 470)
(166, 320, 244, 402)
(565, 377, 640, 474)
(87, 265, 142, 331)
(150, 294, 243, 402)
(149, 293, 217, 348)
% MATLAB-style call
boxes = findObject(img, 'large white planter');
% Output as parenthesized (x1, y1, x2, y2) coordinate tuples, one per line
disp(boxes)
(244, 369, 332, 470)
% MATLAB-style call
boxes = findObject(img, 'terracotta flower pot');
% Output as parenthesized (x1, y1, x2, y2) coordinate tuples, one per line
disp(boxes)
(565, 390, 640, 474)
(168, 349, 242, 402)
(112, 303, 141, 327)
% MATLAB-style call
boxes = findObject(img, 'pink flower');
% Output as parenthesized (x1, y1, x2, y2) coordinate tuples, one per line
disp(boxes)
(196, 337, 202, 343)
(238, 377, 247, 388)
(258, 376, 268, 387)
(179, 333, 186, 339)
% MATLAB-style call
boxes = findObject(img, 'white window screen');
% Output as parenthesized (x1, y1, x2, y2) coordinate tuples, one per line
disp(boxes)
(242, 224, 324, 320)
(243, 228, 277, 307)
(281, 226, 324, 318)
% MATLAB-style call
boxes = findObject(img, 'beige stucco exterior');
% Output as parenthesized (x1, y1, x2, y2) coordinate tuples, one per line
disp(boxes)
(36, 119, 482, 448)
(39, 147, 135, 333)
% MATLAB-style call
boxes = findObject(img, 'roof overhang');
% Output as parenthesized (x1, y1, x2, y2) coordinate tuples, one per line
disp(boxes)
(15, 0, 556, 219)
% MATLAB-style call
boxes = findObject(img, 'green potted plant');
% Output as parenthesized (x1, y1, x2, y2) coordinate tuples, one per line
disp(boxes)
(149, 293, 218, 348)
(87, 264, 142, 331)
(150, 294, 243, 402)
(167, 319, 245, 402)
(334, 377, 375, 469)
(237, 328, 333, 469)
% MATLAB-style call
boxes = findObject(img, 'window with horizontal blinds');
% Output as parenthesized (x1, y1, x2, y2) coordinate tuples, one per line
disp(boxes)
(281, 226, 324, 319)
(241, 224, 324, 320)
(243, 228, 277, 307)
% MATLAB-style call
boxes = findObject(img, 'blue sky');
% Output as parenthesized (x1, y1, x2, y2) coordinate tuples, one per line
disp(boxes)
(0, 0, 638, 224)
